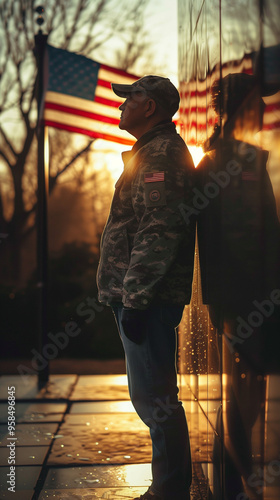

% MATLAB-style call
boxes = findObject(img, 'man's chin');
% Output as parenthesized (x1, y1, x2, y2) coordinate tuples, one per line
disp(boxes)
(119, 120, 126, 130)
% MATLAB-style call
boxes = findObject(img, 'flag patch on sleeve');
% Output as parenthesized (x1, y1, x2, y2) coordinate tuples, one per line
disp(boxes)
(144, 172, 165, 183)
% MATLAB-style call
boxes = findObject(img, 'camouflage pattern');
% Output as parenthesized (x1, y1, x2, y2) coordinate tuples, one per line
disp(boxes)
(97, 121, 196, 309)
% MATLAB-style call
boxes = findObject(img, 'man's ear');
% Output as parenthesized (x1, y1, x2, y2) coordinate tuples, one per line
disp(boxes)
(145, 98, 157, 117)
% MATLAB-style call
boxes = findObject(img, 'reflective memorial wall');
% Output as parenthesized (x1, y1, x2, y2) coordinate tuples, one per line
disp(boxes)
(178, 1, 280, 499)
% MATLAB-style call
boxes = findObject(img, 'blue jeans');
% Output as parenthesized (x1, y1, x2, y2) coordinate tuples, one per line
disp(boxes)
(112, 304, 192, 499)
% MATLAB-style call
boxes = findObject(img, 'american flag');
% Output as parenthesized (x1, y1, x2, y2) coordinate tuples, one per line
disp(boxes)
(43, 45, 139, 146)
(178, 55, 254, 146)
(144, 172, 165, 183)
(179, 52, 280, 147)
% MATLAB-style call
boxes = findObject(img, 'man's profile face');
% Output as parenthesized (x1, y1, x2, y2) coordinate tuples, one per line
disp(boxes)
(118, 94, 149, 138)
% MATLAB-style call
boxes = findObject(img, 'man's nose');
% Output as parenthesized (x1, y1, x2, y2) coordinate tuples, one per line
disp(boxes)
(119, 102, 125, 111)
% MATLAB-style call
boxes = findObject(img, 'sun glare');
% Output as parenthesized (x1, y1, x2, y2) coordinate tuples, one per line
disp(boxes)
(93, 139, 126, 181)
(187, 145, 205, 167)
(92, 140, 205, 182)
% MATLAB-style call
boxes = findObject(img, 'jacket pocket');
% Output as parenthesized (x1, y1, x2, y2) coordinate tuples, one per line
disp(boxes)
(98, 225, 130, 287)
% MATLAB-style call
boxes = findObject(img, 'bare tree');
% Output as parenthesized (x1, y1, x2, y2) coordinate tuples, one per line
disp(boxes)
(0, 0, 152, 283)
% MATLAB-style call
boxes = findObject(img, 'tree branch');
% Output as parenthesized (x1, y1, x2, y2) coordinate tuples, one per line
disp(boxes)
(0, 126, 18, 160)
(0, 149, 13, 168)
(49, 139, 95, 192)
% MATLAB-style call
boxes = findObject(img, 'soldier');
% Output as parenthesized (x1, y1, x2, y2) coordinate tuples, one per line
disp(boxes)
(97, 75, 195, 500)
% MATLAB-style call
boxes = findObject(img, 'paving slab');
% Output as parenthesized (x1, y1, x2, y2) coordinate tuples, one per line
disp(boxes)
(74, 375, 128, 385)
(70, 375, 130, 401)
(0, 423, 59, 447)
(0, 465, 41, 497)
(42, 463, 152, 489)
(39, 464, 200, 499)
(36, 375, 77, 400)
(0, 490, 35, 500)
(47, 413, 151, 466)
(0, 402, 67, 423)
(0, 375, 77, 400)
(0, 445, 49, 466)
(38, 486, 151, 499)
(59, 413, 148, 430)
(70, 401, 134, 414)
(0, 375, 39, 401)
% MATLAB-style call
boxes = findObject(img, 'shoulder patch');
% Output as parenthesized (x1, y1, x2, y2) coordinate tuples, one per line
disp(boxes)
(144, 172, 165, 183)
(144, 181, 166, 207)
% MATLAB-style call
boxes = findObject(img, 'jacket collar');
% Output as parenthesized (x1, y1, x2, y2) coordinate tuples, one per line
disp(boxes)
(121, 120, 176, 167)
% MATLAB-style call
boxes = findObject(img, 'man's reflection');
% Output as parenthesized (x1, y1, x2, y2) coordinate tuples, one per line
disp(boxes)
(196, 73, 280, 499)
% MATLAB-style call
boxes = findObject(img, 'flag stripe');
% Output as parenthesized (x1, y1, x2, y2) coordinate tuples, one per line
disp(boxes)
(45, 91, 122, 120)
(97, 78, 112, 89)
(263, 120, 280, 131)
(94, 95, 122, 108)
(45, 102, 120, 125)
(44, 108, 133, 143)
(95, 84, 123, 104)
(44, 120, 134, 145)
(264, 102, 280, 113)
(100, 63, 139, 80)
(99, 66, 138, 84)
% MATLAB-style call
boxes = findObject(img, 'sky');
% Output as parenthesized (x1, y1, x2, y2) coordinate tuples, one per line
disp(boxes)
(143, 0, 178, 84)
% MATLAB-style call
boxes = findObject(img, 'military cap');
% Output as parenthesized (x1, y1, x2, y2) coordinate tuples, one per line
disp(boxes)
(111, 75, 180, 117)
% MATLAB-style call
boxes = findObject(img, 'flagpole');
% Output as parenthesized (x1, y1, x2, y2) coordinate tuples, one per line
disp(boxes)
(34, 6, 49, 386)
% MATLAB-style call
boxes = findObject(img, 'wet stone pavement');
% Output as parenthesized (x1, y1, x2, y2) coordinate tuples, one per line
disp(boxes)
(0, 373, 208, 499)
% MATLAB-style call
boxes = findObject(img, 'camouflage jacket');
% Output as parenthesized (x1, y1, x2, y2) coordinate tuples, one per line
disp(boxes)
(97, 121, 196, 309)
